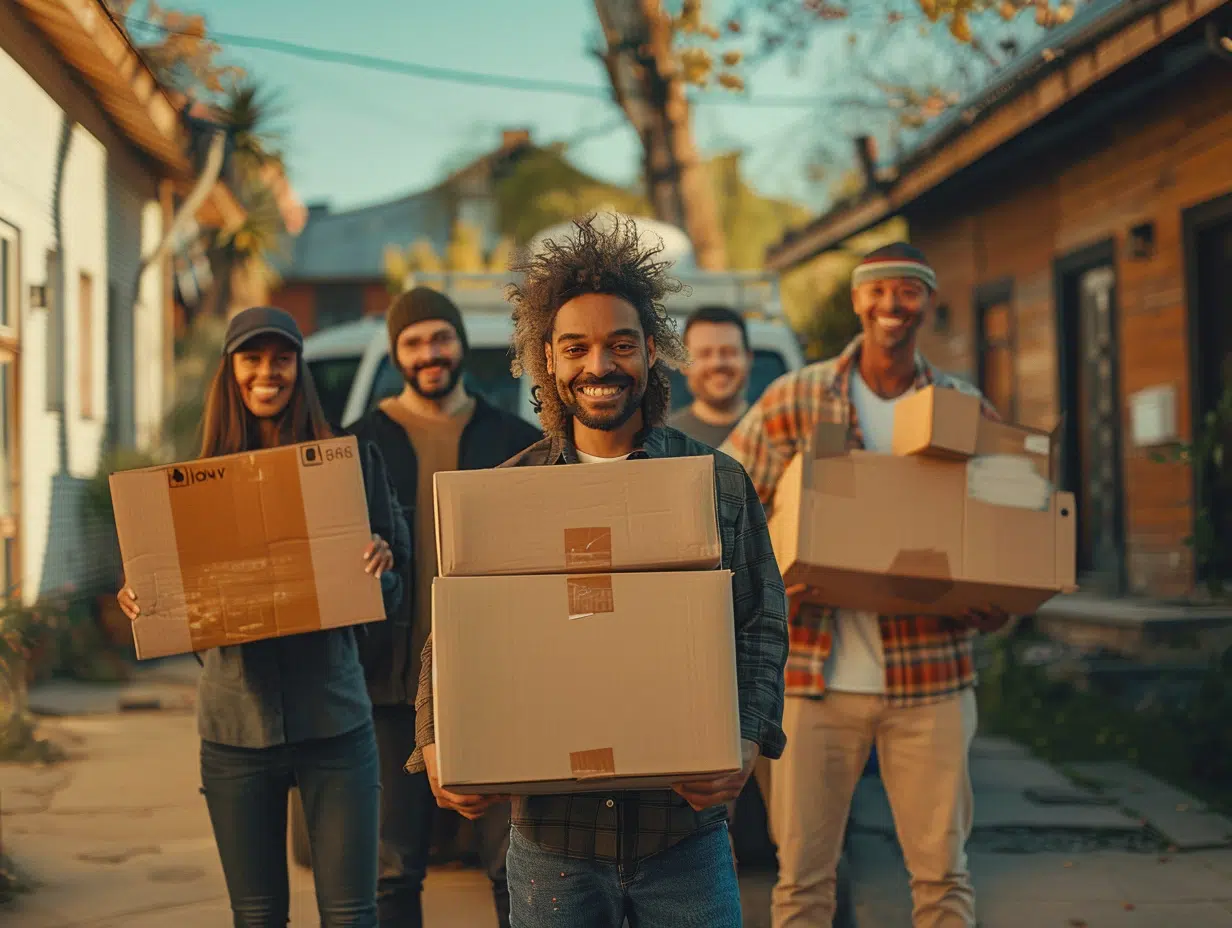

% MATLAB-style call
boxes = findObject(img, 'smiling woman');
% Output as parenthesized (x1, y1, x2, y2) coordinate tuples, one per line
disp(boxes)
(200, 307, 333, 456)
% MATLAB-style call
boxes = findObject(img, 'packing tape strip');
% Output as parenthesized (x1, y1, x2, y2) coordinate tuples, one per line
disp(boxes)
(570, 747, 616, 779)
(564, 526, 613, 570)
(567, 575, 615, 621)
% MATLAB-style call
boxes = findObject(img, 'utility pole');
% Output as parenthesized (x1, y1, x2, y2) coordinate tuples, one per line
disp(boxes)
(594, 0, 728, 270)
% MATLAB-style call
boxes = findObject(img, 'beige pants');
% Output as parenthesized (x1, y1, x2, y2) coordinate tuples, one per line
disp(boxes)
(770, 689, 977, 928)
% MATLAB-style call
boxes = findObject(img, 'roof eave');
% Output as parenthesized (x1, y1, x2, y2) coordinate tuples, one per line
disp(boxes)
(12, 0, 191, 178)
(766, 0, 1228, 269)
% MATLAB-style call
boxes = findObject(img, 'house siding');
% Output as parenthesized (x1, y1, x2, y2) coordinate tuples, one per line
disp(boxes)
(0, 9, 167, 602)
(909, 61, 1232, 598)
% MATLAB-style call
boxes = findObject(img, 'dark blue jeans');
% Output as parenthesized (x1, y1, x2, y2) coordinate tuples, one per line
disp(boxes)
(505, 821, 741, 928)
(200, 721, 381, 927)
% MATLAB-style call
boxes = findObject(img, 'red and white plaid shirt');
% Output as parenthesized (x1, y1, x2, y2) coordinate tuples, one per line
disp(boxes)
(721, 334, 1002, 707)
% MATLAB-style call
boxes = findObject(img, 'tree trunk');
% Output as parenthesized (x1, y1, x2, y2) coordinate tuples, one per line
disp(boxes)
(594, 0, 728, 270)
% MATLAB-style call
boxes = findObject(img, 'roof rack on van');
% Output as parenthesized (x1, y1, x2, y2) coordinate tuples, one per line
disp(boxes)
(404, 270, 785, 318)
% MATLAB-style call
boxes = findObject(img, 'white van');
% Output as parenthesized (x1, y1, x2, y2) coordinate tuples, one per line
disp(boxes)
(304, 270, 805, 431)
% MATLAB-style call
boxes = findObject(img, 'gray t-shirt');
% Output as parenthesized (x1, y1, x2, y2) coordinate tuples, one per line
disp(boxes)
(666, 406, 738, 449)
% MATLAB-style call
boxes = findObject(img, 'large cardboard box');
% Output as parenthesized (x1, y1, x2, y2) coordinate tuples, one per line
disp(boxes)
(893, 385, 1057, 482)
(431, 570, 742, 794)
(434, 456, 720, 577)
(110, 437, 385, 659)
(768, 424, 1077, 616)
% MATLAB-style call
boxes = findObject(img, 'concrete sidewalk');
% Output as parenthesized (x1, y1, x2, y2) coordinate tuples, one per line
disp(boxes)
(4, 667, 1232, 927)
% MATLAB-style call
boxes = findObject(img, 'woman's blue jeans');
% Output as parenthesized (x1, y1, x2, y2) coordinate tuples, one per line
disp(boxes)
(200, 720, 381, 927)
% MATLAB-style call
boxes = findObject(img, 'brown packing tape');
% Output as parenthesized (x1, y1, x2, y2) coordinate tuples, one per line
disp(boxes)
(567, 575, 615, 620)
(165, 450, 322, 650)
(814, 456, 858, 498)
(563, 527, 613, 570)
(570, 747, 617, 779)
(808, 419, 849, 459)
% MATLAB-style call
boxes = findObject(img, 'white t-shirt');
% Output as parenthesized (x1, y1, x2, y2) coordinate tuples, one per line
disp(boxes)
(821, 370, 917, 695)
(576, 449, 631, 464)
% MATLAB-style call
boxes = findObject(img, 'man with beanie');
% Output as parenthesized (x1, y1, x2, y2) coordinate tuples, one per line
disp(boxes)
(349, 285, 541, 928)
(722, 243, 1010, 928)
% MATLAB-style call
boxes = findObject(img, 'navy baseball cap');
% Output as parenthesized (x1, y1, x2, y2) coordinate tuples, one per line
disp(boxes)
(222, 306, 304, 356)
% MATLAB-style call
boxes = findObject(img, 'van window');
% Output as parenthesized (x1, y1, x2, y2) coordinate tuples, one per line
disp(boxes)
(366, 347, 522, 416)
(308, 357, 362, 429)
(667, 349, 789, 411)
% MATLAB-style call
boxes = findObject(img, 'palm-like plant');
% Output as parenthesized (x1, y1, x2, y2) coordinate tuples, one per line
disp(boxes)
(206, 82, 289, 317)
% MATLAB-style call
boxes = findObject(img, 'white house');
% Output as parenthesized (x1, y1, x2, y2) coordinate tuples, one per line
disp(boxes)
(0, 0, 241, 603)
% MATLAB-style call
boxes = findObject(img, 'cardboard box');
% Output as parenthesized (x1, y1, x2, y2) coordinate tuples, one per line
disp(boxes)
(768, 427, 1077, 616)
(434, 457, 721, 577)
(110, 437, 385, 659)
(893, 386, 1057, 482)
(431, 570, 742, 794)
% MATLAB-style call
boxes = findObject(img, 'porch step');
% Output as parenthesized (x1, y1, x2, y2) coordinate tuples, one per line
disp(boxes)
(1034, 592, 1232, 662)
(1066, 762, 1232, 850)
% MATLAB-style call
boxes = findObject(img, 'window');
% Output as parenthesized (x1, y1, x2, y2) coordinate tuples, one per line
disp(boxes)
(975, 281, 1017, 420)
(79, 271, 95, 419)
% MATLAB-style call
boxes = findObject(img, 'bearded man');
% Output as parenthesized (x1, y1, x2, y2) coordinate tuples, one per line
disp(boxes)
(405, 214, 789, 928)
(349, 285, 541, 928)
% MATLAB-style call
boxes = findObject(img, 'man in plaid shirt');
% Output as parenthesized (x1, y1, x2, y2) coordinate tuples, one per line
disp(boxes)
(405, 213, 789, 928)
(721, 242, 1009, 928)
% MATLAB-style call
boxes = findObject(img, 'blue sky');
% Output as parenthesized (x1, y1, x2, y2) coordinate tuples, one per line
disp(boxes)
(147, 0, 861, 212)
(149, 0, 1036, 214)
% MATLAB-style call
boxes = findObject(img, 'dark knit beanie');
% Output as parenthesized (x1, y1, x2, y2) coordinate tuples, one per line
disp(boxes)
(386, 286, 469, 355)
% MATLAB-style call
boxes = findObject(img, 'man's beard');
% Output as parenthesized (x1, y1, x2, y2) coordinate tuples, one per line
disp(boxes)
(693, 366, 746, 409)
(403, 358, 463, 400)
(559, 371, 644, 432)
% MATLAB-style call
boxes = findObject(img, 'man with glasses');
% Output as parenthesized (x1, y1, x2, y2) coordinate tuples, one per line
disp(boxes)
(349, 286, 541, 928)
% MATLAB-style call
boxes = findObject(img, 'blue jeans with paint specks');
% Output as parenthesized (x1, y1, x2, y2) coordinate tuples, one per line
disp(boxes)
(506, 821, 741, 928)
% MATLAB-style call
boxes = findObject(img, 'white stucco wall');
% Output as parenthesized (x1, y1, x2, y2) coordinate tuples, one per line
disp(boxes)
(0, 32, 167, 602)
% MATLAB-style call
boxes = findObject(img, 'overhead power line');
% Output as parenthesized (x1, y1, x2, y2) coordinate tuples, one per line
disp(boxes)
(122, 17, 828, 109)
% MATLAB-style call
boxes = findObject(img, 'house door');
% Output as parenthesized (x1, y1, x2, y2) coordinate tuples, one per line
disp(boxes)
(1056, 243, 1126, 594)
(1186, 196, 1232, 585)
(0, 224, 19, 602)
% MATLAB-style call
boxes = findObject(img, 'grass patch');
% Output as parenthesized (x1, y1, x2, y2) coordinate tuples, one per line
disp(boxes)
(976, 633, 1232, 816)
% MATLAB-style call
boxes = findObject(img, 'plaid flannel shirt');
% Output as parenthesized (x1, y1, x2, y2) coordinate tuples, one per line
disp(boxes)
(720, 334, 1001, 708)
(405, 425, 789, 864)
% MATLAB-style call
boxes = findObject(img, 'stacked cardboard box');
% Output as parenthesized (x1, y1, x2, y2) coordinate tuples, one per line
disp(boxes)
(768, 386, 1077, 616)
(431, 457, 744, 795)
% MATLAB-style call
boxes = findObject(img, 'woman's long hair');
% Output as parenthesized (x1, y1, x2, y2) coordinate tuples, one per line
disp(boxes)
(199, 352, 334, 458)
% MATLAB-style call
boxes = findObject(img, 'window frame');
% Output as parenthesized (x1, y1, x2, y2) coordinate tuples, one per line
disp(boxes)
(0, 220, 22, 602)
(973, 278, 1018, 421)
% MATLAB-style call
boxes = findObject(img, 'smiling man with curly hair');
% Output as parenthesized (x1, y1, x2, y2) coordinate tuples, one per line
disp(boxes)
(404, 214, 790, 928)
(507, 211, 688, 444)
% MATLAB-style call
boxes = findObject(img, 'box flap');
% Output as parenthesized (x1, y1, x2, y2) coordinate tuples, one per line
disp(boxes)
(893, 386, 982, 458)
(1054, 491, 1078, 593)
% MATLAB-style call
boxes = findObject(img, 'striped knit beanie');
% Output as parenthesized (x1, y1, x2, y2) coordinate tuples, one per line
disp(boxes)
(851, 242, 938, 292)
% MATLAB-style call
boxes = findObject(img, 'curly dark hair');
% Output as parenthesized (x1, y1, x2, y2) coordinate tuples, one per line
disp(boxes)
(508, 213, 687, 438)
